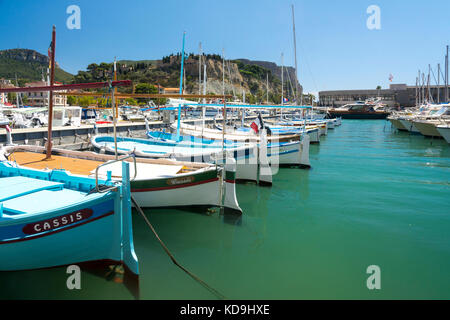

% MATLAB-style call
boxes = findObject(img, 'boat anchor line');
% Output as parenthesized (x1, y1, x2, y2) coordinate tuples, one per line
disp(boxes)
(130, 195, 227, 300)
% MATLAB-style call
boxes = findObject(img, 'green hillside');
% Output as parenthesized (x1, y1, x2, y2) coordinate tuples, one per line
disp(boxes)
(0, 49, 73, 84)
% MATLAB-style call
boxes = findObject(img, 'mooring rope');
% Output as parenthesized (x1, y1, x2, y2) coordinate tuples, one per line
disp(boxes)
(130, 195, 227, 300)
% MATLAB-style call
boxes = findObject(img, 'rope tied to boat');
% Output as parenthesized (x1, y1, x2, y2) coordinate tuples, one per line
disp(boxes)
(130, 195, 227, 300)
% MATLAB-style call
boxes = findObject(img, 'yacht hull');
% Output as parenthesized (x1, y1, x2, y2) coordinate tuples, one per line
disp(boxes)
(436, 127, 450, 143)
(389, 118, 408, 131)
(413, 121, 442, 138)
(399, 119, 421, 134)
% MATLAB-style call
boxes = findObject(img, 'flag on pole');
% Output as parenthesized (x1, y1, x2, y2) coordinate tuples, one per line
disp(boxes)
(48, 41, 53, 69)
(283, 97, 289, 103)
(250, 118, 259, 133)
(250, 113, 265, 134)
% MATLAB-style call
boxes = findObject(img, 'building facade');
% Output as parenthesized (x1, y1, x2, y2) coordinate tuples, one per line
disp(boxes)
(319, 84, 449, 108)
(24, 81, 67, 107)
(0, 79, 14, 105)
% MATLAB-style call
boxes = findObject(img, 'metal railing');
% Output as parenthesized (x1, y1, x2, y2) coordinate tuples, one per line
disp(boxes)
(95, 153, 137, 193)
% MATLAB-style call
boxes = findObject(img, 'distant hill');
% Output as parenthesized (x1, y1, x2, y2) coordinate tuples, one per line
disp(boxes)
(0, 49, 73, 84)
(72, 54, 303, 104)
(236, 59, 300, 89)
(0, 48, 304, 104)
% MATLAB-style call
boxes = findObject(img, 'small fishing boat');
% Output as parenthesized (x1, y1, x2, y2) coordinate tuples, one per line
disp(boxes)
(1, 145, 242, 214)
(147, 130, 310, 168)
(169, 122, 311, 169)
(242, 123, 321, 143)
(90, 133, 270, 185)
(0, 154, 139, 296)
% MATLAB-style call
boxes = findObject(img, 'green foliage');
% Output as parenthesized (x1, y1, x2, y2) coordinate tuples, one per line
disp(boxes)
(0, 49, 73, 83)
(234, 60, 271, 81)
(74, 62, 112, 83)
(125, 97, 138, 105)
(77, 96, 96, 107)
(134, 83, 166, 105)
(7, 92, 16, 104)
(67, 95, 76, 106)
(21, 95, 28, 105)
(135, 83, 158, 94)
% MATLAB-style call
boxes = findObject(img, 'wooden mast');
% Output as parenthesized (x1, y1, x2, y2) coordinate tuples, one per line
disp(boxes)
(46, 26, 56, 159)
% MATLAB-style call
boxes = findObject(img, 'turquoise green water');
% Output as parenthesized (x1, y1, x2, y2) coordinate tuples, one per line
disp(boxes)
(1, 120, 449, 299)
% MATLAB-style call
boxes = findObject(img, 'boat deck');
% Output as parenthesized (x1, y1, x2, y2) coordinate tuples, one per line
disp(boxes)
(8, 152, 103, 176)
(7, 151, 188, 180)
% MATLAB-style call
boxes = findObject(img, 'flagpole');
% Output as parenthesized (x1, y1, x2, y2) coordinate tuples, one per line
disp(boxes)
(46, 25, 56, 159)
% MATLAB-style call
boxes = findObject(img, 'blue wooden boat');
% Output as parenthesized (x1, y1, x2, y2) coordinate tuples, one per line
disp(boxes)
(146, 130, 309, 167)
(0, 158, 139, 297)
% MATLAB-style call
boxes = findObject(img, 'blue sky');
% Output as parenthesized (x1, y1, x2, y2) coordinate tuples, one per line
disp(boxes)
(0, 0, 448, 95)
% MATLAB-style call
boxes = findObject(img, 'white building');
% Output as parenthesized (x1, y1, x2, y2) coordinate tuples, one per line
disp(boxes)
(0, 79, 13, 105)
(24, 81, 67, 107)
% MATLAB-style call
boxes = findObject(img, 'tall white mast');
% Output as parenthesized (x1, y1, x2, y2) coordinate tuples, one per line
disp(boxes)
(422, 72, 425, 104)
(198, 42, 202, 99)
(428, 64, 431, 103)
(418, 70, 421, 105)
(202, 63, 207, 137)
(291, 4, 300, 105)
(445, 45, 449, 102)
(222, 48, 225, 97)
(281, 53, 284, 105)
(437, 63, 440, 103)
(415, 77, 418, 106)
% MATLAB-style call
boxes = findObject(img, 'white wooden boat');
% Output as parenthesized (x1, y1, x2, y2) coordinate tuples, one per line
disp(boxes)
(1, 145, 242, 214)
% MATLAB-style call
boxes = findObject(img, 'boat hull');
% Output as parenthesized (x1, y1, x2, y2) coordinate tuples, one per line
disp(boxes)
(328, 111, 389, 119)
(389, 118, 408, 131)
(130, 167, 242, 213)
(0, 199, 118, 271)
(399, 119, 421, 134)
(436, 126, 450, 143)
(0, 162, 138, 280)
(307, 128, 320, 143)
(413, 121, 442, 138)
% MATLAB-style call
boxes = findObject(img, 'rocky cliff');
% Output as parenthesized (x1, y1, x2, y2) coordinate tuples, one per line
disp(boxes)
(0, 49, 73, 84)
